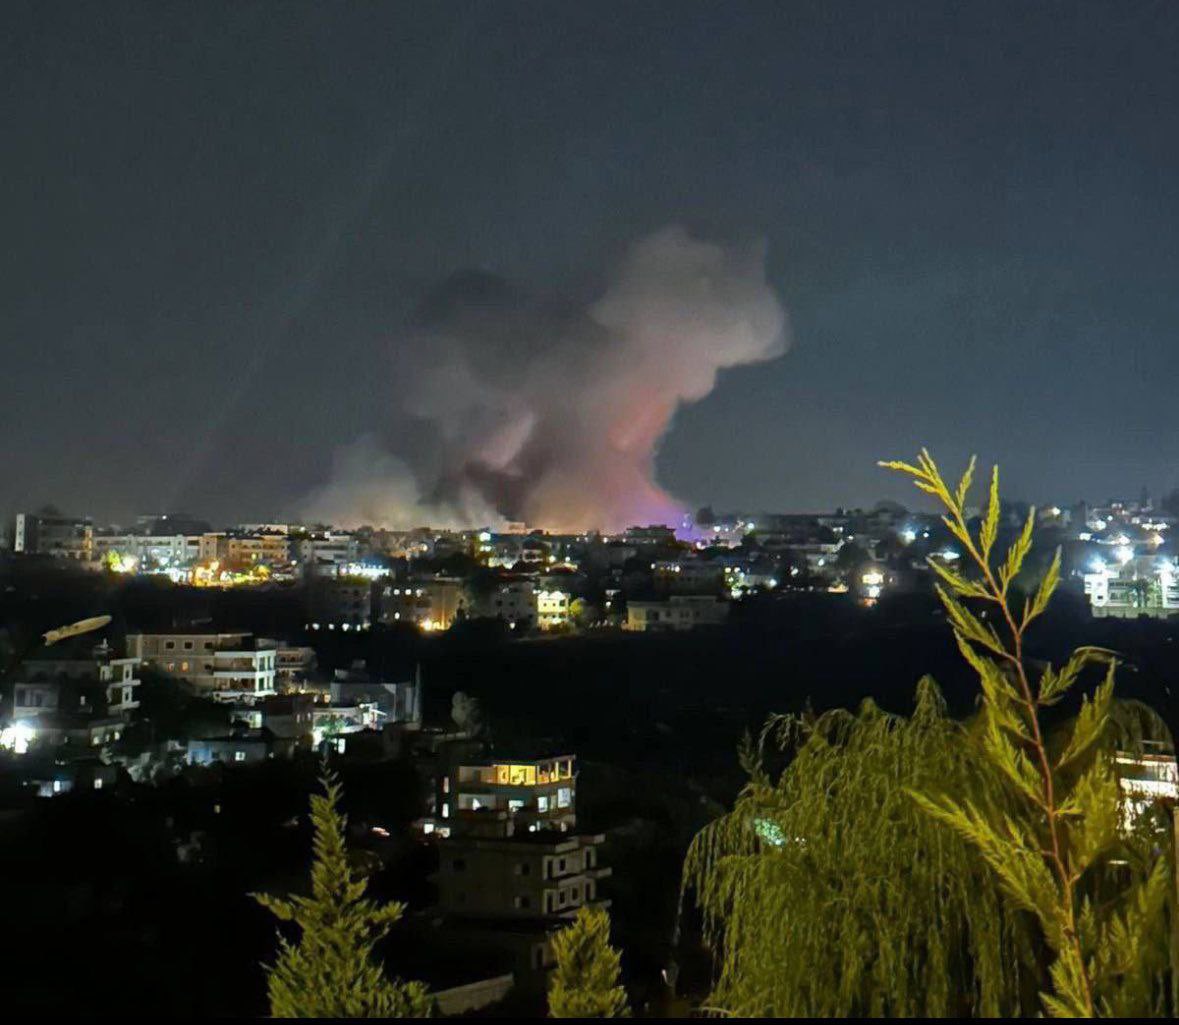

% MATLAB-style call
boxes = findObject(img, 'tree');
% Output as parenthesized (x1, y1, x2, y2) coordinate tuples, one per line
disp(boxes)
(882, 450, 1173, 1017)
(684, 451, 1175, 1018)
(252, 774, 431, 1018)
(684, 680, 1037, 1016)
(834, 540, 869, 573)
(451, 691, 483, 735)
(548, 906, 630, 1018)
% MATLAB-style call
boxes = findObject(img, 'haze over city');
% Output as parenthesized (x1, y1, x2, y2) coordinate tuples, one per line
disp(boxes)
(6, 1, 1179, 526)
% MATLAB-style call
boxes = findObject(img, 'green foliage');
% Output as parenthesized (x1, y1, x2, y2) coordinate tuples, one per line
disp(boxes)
(883, 449, 1175, 1017)
(252, 773, 432, 1018)
(548, 906, 630, 1018)
(684, 680, 1038, 1016)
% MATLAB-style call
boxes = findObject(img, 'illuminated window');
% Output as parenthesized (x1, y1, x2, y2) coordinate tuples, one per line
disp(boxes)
(557, 787, 572, 809)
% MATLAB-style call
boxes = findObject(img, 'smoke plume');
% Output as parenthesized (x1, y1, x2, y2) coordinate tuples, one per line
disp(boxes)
(303, 227, 788, 532)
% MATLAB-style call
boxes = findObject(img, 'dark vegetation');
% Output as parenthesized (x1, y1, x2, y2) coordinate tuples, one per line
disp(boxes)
(1, 557, 1176, 1014)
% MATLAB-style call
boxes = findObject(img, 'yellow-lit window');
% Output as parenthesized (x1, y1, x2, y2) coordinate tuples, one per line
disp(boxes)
(496, 764, 537, 786)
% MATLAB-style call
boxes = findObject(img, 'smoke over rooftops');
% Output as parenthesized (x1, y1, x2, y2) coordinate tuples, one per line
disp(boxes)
(302, 226, 788, 533)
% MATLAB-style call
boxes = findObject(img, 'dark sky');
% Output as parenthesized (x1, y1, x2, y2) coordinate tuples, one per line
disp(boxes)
(5, 1, 1179, 525)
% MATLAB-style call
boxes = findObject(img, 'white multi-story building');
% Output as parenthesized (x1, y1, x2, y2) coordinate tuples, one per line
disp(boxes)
(126, 631, 277, 700)
(3, 643, 140, 753)
(295, 532, 360, 566)
(536, 589, 572, 629)
(1083, 555, 1179, 618)
(92, 533, 195, 568)
(1116, 744, 1179, 829)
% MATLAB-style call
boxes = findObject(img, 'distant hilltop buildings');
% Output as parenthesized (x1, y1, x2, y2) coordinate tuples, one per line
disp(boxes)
(8, 490, 1179, 625)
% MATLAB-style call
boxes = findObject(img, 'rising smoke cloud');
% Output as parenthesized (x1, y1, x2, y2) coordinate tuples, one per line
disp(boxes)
(302, 226, 788, 533)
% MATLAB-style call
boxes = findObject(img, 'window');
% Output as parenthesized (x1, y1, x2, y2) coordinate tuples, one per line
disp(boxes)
(557, 787, 572, 809)
(183, 641, 193, 650)
(537, 795, 550, 812)
(93, 778, 103, 790)
(234, 750, 246, 762)
(514, 895, 531, 909)
(165, 641, 175, 650)
(514, 862, 532, 876)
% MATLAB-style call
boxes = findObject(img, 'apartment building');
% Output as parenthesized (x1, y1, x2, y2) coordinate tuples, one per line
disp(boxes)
(439, 754, 578, 837)
(126, 631, 277, 700)
(625, 594, 729, 631)
(1083, 555, 1179, 618)
(6, 642, 140, 751)
(535, 589, 572, 629)
(435, 833, 609, 919)
(13, 512, 93, 561)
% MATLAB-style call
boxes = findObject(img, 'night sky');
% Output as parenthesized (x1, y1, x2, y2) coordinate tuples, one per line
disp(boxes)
(5, 1, 1179, 525)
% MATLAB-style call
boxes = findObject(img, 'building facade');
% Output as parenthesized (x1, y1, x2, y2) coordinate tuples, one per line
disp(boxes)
(625, 595, 729, 631)
(126, 631, 277, 700)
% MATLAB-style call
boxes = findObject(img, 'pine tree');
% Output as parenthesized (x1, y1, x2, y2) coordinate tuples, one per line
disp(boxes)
(882, 450, 1174, 1017)
(252, 773, 432, 1018)
(547, 906, 630, 1018)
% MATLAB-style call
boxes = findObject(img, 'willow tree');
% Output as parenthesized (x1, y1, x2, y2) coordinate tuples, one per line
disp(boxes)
(683, 451, 1175, 1017)
(683, 679, 1038, 1017)
(883, 450, 1174, 1016)
(252, 774, 432, 1018)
